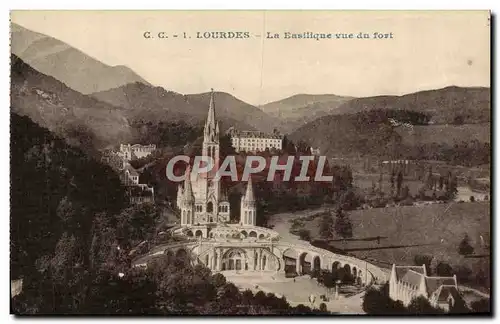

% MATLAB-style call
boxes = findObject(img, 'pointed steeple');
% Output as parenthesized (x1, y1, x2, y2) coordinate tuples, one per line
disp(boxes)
(205, 88, 217, 134)
(220, 187, 228, 201)
(183, 165, 194, 204)
(243, 176, 255, 202)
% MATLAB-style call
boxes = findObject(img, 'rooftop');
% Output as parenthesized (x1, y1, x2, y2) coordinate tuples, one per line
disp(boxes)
(392, 264, 458, 296)
(433, 285, 460, 303)
(229, 129, 283, 139)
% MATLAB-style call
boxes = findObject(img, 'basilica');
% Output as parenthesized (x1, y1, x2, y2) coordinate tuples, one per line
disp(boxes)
(175, 90, 257, 238)
(137, 90, 385, 281)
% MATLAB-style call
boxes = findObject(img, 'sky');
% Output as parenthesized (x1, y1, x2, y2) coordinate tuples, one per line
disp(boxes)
(11, 10, 490, 106)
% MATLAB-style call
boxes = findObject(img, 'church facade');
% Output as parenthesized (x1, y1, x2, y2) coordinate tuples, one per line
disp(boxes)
(389, 264, 461, 311)
(176, 90, 257, 237)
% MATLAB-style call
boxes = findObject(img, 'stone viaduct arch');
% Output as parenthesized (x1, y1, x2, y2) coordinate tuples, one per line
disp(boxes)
(133, 236, 388, 286)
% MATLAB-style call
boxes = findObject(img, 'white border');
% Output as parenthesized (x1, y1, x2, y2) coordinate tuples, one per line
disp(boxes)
(2, 1, 498, 324)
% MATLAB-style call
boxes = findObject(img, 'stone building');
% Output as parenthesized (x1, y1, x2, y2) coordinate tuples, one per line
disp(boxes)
(389, 264, 461, 311)
(228, 128, 283, 153)
(119, 143, 157, 161)
(120, 162, 154, 204)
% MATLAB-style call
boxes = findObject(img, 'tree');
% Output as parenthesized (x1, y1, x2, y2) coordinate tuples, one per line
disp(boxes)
(414, 254, 433, 275)
(334, 209, 353, 240)
(425, 166, 433, 189)
(454, 265, 472, 283)
(470, 298, 490, 314)
(458, 234, 474, 256)
(338, 189, 361, 211)
(282, 136, 297, 155)
(400, 185, 410, 200)
(396, 171, 403, 197)
(211, 273, 227, 288)
(298, 229, 311, 241)
(390, 170, 395, 196)
(438, 176, 444, 190)
(446, 172, 458, 200)
(319, 213, 334, 240)
(449, 294, 470, 314)
(453, 115, 464, 125)
(378, 170, 383, 193)
(362, 283, 406, 314)
(296, 140, 311, 154)
(407, 296, 443, 314)
(436, 262, 453, 277)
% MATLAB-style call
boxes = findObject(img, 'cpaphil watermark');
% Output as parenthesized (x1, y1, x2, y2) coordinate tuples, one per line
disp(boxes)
(165, 155, 333, 182)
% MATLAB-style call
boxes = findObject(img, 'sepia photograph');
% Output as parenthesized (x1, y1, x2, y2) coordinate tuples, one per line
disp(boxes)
(9, 10, 491, 316)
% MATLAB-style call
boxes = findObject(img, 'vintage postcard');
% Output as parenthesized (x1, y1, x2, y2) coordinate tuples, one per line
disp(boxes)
(10, 10, 491, 315)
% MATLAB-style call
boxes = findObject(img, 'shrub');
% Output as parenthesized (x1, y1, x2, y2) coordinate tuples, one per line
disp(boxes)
(298, 229, 311, 241)
(414, 254, 433, 275)
(458, 234, 474, 256)
(436, 262, 453, 277)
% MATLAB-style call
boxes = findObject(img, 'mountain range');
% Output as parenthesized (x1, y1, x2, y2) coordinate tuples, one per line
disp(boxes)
(11, 23, 149, 94)
(260, 94, 354, 132)
(10, 54, 133, 151)
(92, 84, 280, 133)
(10, 22, 491, 162)
(331, 86, 490, 124)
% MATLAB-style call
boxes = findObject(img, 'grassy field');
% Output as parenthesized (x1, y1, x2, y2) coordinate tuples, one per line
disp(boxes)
(301, 202, 490, 287)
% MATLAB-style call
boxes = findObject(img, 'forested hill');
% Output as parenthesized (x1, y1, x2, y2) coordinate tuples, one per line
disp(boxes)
(333, 86, 490, 124)
(289, 109, 407, 158)
(10, 112, 127, 280)
(290, 109, 490, 166)
(10, 113, 327, 315)
(10, 54, 133, 153)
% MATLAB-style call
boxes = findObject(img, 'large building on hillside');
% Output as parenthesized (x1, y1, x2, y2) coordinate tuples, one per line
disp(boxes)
(389, 264, 461, 311)
(120, 143, 157, 161)
(228, 128, 283, 153)
(120, 162, 155, 204)
(176, 90, 257, 236)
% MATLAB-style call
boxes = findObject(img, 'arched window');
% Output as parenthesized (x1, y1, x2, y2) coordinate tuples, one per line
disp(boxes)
(207, 202, 213, 213)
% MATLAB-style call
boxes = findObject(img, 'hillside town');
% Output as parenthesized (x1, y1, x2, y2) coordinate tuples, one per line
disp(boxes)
(9, 11, 491, 317)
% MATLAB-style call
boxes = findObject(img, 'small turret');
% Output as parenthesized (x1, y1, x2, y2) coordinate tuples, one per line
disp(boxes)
(176, 183, 184, 209)
(182, 165, 194, 205)
(243, 176, 255, 202)
(180, 165, 195, 226)
(240, 176, 256, 226)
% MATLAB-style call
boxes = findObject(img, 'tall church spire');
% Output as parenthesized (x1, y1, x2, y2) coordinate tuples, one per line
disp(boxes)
(205, 88, 217, 137)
